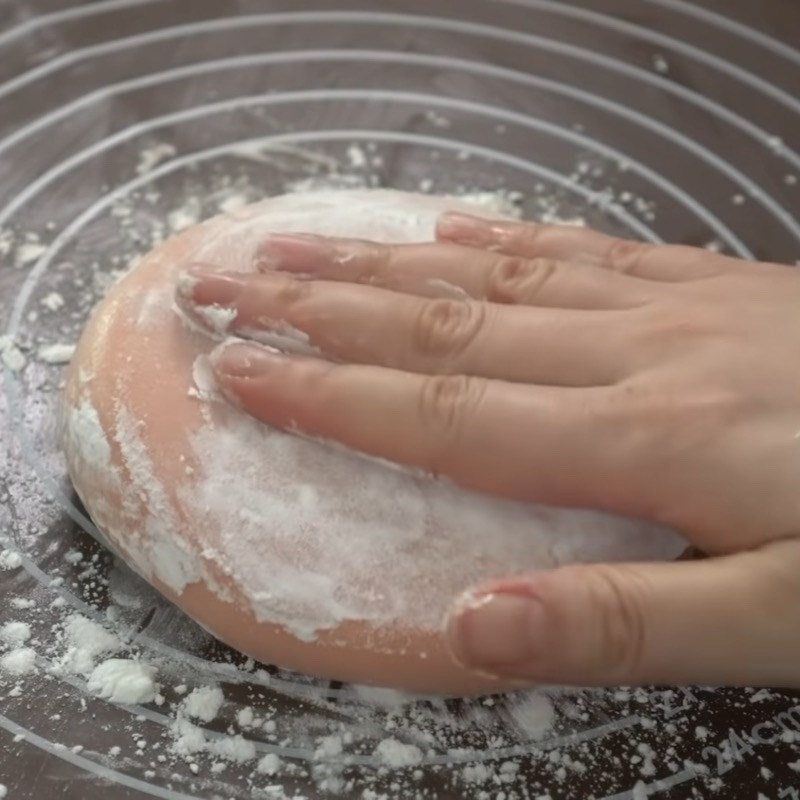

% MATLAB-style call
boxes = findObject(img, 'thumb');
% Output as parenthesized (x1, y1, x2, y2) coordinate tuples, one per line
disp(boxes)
(444, 545, 800, 687)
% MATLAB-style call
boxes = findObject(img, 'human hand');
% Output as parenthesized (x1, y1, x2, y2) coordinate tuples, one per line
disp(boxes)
(176, 211, 800, 688)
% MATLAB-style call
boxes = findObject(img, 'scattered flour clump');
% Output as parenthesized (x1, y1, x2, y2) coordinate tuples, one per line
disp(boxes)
(55, 614, 122, 675)
(37, 343, 76, 364)
(41, 291, 65, 311)
(508, 691, 556, 740)
(374, 738, 424, 768)
(0, 549, 22, 570)
(0, 622, 31, 646)
(257, 753, 282, 775)
(1, 647, 36, 676)
(0, 336, 26, 372)
(236, 706, 254, 727)
(16, 241, 47, 266)
(87, 658, 157, 704)
(183, 686, 224, 722)
(209, 735, 256, 763)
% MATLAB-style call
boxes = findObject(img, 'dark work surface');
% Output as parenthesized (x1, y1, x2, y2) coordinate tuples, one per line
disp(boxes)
(0, 1, 799, 799)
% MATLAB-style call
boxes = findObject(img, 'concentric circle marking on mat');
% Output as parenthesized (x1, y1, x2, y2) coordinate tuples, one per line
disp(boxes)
(0, 2, 797, 798)
(0, 64, 775, 245)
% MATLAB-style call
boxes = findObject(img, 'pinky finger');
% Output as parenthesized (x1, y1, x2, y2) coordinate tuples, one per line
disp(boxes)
(437, 212, 754, 281)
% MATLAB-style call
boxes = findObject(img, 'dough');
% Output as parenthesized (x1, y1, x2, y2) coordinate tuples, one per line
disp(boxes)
(63, 189, 686, 694)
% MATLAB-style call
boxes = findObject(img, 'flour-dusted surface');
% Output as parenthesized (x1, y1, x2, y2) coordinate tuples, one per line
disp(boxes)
(62, 189, 686, 691)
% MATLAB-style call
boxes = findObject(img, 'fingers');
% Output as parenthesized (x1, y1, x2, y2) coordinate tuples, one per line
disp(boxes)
(445, 542, 800, 687)
(208, 341, 626, 510)
(177, 267, 633, 387)
(437, 212, 752, 282)
(255, 233, 653, 310)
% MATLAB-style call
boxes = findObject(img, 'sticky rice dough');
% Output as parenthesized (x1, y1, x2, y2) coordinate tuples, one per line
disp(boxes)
(63, 189, 686, 694)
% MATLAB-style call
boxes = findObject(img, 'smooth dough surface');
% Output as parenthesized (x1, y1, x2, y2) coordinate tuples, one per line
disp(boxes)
(63, 189, 686, 694)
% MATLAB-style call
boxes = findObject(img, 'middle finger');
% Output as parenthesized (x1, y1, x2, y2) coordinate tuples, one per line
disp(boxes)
(176, 267, 634, 387)
(255, 234, 654, 310)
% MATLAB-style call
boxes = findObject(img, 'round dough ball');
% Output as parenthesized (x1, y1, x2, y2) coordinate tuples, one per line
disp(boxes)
(63, 189, 686, 694)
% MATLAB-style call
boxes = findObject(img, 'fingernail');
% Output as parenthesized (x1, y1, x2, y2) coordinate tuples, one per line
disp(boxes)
(255, 233, 339, 274)
(177, 266, 246, 307)
(210, 342, 285, 380)
(437, 212, 500, 247)
(446, 589, 546, 677)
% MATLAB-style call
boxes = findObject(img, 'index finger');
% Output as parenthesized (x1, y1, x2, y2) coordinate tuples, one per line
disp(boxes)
(209, 341, 638, 516)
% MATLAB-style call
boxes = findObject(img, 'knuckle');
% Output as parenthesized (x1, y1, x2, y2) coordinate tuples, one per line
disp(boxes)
(274, 276, 313, 307)
(503, 221, 545, 254)
(485, 256, 558, 304)
(413, 298, 485, 359)
(573, 564, 649, 681)
(604, 239, 654, 277)
(353, 241, 393, 284)
(630, 302, 715, 356)
(417, 374, 486, 460)
(628, 379, 744, 454)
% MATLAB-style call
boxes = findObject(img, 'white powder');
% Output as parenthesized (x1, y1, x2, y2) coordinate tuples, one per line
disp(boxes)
(0, 622, 31, 646)
(183, 686, 224, 722)
(0, 550, 22, 570)
(54, 614, 122, 676)
(87, 658, 157, 704)
(462, 763, 492, 785)
(218, 192, 249, 213)
(314, 734, 344, 761)
(236, 707, 254, 727)
(457, 191, 522, 219)
(257, 753, 282, 775)
(37, 343, 76, 364)
(136, 289, 171, 327)
(113, 405, 202, 594)
(137, 142, 176, 175)
(0, 335, 26, 372)
(209, 735, 257, 763)
(41, 291, 65, 311)
(0, 647, 36, 676)
(190, 355, 219, 401)
(171, 717, 207, 757)
(374, 738, 423, 768)
(16, 241, 47, 266)
(236, 323, 317, 356)
(170, 715, 256, 764)
(192, 304, 237, 336)
(346, 144, 368, 168)
(507, 692, 555, 740)
(168, 198, 202, 232)
(65, 398, 115, 479)
(766, 135, 784, 154)
(653, 54, 670, 73)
